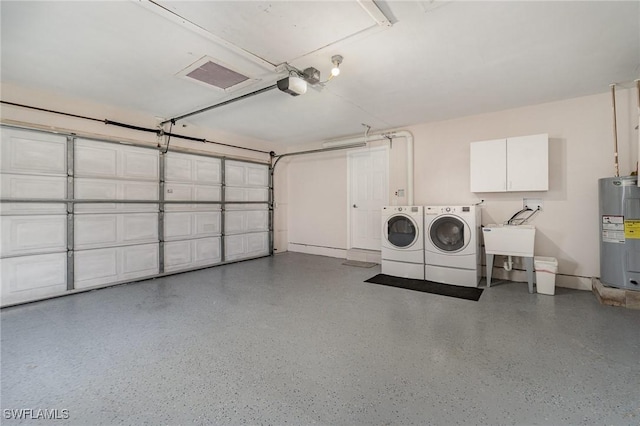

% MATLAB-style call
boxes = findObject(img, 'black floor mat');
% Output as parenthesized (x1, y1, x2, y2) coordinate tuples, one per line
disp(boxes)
(365, 274, 483, 301)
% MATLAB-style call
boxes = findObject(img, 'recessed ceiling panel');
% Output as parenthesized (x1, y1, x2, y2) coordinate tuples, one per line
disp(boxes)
(156, 1, 381, 64)
(177, 56, 255, 92)
(187, 61, 248, 89)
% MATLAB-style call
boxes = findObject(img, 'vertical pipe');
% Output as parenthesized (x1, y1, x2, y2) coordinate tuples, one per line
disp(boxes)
(611, 83, 620, 177)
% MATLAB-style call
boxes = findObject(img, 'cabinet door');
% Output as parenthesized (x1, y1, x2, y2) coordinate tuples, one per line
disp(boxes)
(470, 139, 506, 192)
(507, 134, 548, 191)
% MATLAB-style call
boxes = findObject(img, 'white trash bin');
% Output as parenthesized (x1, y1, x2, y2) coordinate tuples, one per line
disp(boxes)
(534, 256, 558, 295)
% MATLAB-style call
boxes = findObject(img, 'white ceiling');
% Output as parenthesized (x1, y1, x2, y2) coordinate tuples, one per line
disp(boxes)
(1, 1, 638, 149)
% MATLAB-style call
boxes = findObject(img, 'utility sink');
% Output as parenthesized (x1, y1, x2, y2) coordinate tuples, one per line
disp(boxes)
(482, 224, 536, 257)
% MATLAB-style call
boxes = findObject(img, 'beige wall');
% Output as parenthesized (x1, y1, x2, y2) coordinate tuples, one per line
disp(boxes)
(285, 89, 638, 289)
(0, 82, 276, 162)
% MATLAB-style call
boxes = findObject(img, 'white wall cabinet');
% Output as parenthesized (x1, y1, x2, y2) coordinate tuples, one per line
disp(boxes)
(470, 134, 548, 192)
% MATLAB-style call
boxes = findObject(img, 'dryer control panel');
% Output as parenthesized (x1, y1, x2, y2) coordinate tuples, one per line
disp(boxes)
(426, 206, 472, 215)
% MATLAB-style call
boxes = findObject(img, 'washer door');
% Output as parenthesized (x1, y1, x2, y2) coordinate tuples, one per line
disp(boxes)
(429, 215, 469, 253)
(385, 214, 419, 249)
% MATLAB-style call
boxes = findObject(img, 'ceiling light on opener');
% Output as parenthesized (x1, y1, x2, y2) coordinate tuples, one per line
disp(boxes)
(331, 55, 343, 77)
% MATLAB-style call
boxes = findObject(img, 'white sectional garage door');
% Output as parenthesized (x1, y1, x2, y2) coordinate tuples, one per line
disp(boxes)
(224, 160, 269, 261)
(0, 127, 272, 306)
(0, 128, 69, 304)
(73, 139, 159, 289)
(163, 151, 222, 272)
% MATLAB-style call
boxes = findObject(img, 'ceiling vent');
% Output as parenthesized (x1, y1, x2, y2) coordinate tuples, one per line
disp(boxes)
(177, 56, 256, 92)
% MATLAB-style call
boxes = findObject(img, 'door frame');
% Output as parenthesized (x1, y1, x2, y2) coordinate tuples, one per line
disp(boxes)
(346, 144, 390, 251)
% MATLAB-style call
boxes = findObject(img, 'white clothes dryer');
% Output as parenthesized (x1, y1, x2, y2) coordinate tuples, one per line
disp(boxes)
(424, 205, 481, 287)
(381, 206, 424, 279)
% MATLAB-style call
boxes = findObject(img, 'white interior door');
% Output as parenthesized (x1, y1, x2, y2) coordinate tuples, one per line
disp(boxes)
(348, 146, 389, 250)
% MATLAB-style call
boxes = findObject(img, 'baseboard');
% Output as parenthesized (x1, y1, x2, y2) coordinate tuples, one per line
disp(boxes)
(287, 243, 346, 259)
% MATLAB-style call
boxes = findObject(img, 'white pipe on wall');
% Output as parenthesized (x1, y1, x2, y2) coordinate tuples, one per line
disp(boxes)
(322, 130, 415, 205)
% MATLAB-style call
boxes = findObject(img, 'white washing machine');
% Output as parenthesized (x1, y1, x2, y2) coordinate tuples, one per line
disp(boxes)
(424, 205, 481, 287)
(381, 206, 424, 279)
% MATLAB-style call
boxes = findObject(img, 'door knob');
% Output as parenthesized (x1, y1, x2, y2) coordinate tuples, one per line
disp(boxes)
(353, 204, 358, 208)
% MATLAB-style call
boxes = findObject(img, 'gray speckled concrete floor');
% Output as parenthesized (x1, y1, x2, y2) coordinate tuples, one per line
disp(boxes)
(1, 252, 639, 425)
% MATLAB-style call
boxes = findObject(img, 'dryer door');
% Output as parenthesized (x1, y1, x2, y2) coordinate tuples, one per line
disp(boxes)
(429, 215, 470, 253)
(385, 214, 419, 249)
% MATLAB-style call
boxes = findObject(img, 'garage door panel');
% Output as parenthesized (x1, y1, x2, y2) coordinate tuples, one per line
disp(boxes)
(74, 243, 158, 289)
(164, 240, 192, 270)
(75, 213, 158, 249)
(164, 211, 220, 240)
(1, 128, 67, 176)
(75, 215, 118, 248)
(164, 212, 193, 240)
(1, 215, 67, 257)
(1, 174, 67, 199)
(195, 158, 221, 184)
(194, 211, 221, 235)
(225, 163, 245, 186)
(224, 235, 245, 259)
(164, 203, 221, 212)
(75, 178, 158, 213)
(122, 181, 159, 200)
(75, 178, 117, 199)
(121, 214, 158, 243)
(164, 237, 220, 272)
(75, 139, 158, 180)
(0, 174, 68, 214)
(246, 167, 269, 187)
(224, 232, 268, 261)
(225, 210, 268, 234)
(122, 151, 158, 180)
(0, 203, 67, 215)
(75, 143, 117, 177)
(165, 152, 221, 184)
(225, 187, 268, 203)
(165, 156, 191, 181)
(121, 244, 158, 276)
(1, 253, 67, 304)
(194, 237, 220, 263)
(225, 213, 244, 235)
(225, 160, 268, 187)
(246, 232, 269, 254)
(75, 203, 158, 213)
(75, 249, 118, 287)
(165, 183, 221, 202)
